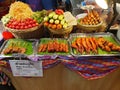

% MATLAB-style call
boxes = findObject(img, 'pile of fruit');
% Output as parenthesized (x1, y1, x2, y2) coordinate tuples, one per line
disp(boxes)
(78, 10, 101, 25)
(43, 9, 68, 30)
(1, 1, 46, 30)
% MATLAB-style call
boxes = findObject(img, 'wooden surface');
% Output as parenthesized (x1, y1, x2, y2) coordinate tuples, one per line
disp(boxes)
(1, 64, 120, 90)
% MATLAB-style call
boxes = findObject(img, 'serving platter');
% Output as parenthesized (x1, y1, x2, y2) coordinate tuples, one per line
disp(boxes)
(36, 38, 70, 56)
(69, 32, 120, 57)
(0, 39, 36, 57)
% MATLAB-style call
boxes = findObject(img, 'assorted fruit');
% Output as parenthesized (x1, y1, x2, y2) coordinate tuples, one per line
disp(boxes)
(78, 10, 101, 25)
(71, 37, 120, 55)
(43, 9, 69, 30)
(38, 39, 69, 53)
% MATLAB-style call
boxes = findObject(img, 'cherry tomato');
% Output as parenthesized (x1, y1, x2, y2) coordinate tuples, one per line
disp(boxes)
(6, 24, 9, 27)
(20, 26, 24, 29)
(28, 24, 32, 28)
(30, 21, 34, 24)
(15, 26, 19, 29)
(32, 24, 36, 27)
(24, 26, 28, 29)
(21, 22, 25, 26)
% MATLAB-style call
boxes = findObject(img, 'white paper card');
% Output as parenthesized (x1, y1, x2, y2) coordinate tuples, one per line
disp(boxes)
(9, 60, 43, 77)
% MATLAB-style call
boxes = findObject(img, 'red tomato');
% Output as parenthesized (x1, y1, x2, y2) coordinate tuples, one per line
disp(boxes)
(24, 26, 28, 29)
(9, 25, 12, 28)
(21, 22, 25, 26)
(6, 24, 9, 27)
(30, 21, 33, 24)
(28, 24, 32, 28)
(32, 24, 36, 27)
(20, 26, 24, 29)
(26, 21, 30, 25)
(15, 26, 19, 29)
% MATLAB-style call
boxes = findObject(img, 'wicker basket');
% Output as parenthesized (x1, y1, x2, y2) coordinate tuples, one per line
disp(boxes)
(4, 24, 44, 39)
(48, 26, 73, 35)
(77, 21, 103, 33)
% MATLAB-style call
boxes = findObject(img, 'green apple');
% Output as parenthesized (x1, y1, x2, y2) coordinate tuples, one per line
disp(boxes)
(60, 19, 65, 25)
(55, 20, 59, 24)
(49, 19, 54, 24)
(44, 16, 49, 22)
(58, 15, 64, 20)
(63, 23, 68, 29)
(48, 12, 55, 18)
(53, 14, 58, 19)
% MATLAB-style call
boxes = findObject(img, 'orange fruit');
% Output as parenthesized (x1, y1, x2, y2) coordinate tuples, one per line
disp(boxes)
(51, 24, 57, 29)
(56, 24, 62, 30)
(48, 23, 53, 28)
(44, 22, 49, 27)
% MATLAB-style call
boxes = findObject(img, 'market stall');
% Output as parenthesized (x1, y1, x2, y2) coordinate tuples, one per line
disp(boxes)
(0, 1, 120, 90)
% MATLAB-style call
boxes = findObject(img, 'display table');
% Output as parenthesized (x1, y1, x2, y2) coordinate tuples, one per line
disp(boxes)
(0, 21, 120, 90)
(1, 63, 120, 90)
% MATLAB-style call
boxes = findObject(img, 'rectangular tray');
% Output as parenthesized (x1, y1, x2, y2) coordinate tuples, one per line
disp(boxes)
(36, 38, 70, 56)
(0, 39, 36, 58)
(69, 32, 120, 57)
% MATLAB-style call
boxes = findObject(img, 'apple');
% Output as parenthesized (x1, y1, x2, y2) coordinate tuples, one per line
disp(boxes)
(44, 16, 49, 22)
(60, 20, 65, 25)
(63, 23, 68, 29)
(58, 15, 64, 20)
(53, 14, 58, 19)
(55, 20, 60, 24)
(49, 19, 54, 24)
(48, 12, 55, 18)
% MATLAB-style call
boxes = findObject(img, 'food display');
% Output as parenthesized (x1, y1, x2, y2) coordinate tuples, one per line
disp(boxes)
(44, 9, 67, 30)
(1, 1, 46, 30)
(37, 38, 69, 55)
(0, 39, 34, 56)
(69, 33, 120, 57)
(97, 37, 120, 52)
(43, 10, 76, 36)
(71, 37, 98, 54)
(77, 10, 103, 32)
(78, 10, 101, 25)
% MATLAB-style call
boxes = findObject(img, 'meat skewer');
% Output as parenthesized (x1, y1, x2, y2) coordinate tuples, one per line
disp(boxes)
(76, 38, 84, 54)
(89, 37, 98, 54)
(81, 37, 90, 54)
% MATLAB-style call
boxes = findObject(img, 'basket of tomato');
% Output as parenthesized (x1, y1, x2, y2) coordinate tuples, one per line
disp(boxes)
(4, 17, 44, 39)
(43, 9, 73, 37)
(1, 1, 46, 39)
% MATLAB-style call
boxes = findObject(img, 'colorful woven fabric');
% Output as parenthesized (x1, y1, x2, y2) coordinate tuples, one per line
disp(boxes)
(1, 57, 120, 80)
(0, 71, 11, 85)
(43, 59, 61, 69)
(62, 57, 120, 80)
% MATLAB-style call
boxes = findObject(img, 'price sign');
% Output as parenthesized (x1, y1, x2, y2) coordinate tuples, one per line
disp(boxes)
(9, 60, 43, 77)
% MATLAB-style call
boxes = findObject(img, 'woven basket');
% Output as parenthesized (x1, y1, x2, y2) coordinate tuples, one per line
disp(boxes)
(4, 24, 44, 39)
(48, 26, 73, 35)
(77, 21, 103, 33)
